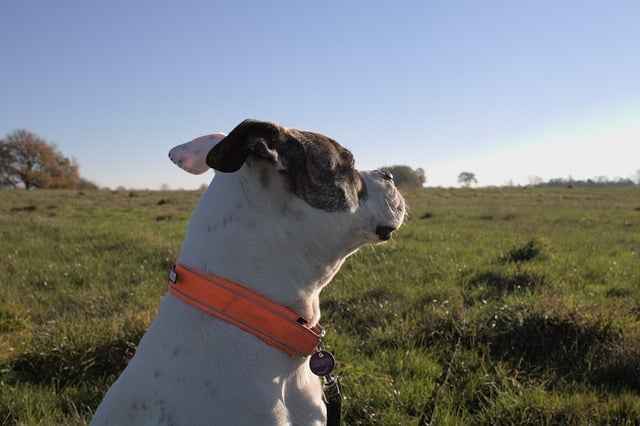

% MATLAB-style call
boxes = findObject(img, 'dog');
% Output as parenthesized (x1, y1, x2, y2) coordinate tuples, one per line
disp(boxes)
(91, 119, 406, 425)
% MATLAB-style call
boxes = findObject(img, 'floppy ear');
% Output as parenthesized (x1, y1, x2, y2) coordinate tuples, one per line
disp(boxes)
(206, 119, 284, 173)
(169, 133, 226, 175)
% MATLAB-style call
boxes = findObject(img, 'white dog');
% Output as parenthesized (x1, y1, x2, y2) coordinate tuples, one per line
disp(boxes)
(91, 119, 406, 426)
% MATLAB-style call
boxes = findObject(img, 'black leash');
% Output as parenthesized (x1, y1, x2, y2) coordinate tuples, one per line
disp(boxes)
(324, 375, 342, 426)
(309, 350, 342, 425)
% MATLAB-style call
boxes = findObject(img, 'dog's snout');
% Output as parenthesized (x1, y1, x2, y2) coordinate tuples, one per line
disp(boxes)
(375, 225, 397, 241)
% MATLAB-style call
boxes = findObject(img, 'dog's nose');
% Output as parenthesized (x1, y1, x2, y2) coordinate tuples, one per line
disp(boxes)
(375, 225, 397, 241)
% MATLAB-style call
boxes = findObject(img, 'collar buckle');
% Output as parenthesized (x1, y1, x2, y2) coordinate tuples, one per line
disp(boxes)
(168, 265, 178, 284)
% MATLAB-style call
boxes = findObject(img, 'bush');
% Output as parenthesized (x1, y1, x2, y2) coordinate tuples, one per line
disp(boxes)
(499, 240, 546, 264)
(382, 165, 426, 188)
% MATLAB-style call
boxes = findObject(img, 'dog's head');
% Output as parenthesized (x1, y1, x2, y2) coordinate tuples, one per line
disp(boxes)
(169, 119, 405, 253)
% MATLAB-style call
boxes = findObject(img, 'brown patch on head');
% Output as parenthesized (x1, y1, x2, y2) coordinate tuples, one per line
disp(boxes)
(207, 119, 366, 212)
(277, 128, 365, 211)
(206, 120, 282, 172)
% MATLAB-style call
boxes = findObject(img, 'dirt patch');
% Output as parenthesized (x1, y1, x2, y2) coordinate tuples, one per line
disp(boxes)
(157, 198, 169, 205)
(420, 212, 434, 219)
(155, 214, 173, 222)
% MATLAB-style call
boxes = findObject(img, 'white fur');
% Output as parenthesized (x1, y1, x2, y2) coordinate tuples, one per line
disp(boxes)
(91, 135, 405, 426)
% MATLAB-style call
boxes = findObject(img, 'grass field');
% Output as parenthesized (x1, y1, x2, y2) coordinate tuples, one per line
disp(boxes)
(1, 186, 640, 425)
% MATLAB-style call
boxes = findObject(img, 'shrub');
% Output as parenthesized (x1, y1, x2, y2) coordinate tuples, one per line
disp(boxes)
(499, 240, 545, 263)
(382, 165, 426, 188)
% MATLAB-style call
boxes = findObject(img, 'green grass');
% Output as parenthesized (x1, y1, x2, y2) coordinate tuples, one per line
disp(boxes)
(1, 186, 639, 425)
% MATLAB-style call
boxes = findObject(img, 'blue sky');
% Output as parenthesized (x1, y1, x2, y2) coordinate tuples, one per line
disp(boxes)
(1, 1, 639, 188)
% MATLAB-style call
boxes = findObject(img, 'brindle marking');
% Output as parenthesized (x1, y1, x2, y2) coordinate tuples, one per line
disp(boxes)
(207, 119, 366, 212)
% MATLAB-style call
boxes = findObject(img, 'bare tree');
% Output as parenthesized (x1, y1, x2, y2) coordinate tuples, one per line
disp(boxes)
(457, 171, 477, 187)
(0, 144, 17, 188)
(0, 130, 81, 189)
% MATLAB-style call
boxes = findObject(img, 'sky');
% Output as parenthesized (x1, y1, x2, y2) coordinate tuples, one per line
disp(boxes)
(1, 1, 639, 188)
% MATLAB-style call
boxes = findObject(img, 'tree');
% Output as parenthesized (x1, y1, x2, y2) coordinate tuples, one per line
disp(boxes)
(78, 177, 99, 190)
(382, 165, 426, 188)
(458, 171, 477, 187)
(528, 175, 544, 186)
(0, 130, 82, 189)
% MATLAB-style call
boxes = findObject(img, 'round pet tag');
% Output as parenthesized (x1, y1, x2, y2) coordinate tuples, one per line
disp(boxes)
(309, 350, 336, 377)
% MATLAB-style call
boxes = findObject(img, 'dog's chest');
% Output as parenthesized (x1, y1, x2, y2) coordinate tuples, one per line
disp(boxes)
(92, 295, 326, 426)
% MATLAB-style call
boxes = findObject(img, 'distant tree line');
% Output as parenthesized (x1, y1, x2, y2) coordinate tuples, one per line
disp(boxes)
(3, 128, 635, 192)
(0, 130, 97, 190)
(533, 175, 638, 188)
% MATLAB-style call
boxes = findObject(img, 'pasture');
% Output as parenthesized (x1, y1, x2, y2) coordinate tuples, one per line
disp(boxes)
(1, 187, 639, 425)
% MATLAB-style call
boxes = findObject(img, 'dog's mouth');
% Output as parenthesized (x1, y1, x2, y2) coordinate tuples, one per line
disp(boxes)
(375, 225, 397, 241)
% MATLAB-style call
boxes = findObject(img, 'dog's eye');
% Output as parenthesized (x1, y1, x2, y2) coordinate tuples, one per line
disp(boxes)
(380, 170, 394, 182)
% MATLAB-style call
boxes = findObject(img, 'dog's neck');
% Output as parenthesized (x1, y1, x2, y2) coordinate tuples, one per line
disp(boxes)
(177, 170, 354, 326)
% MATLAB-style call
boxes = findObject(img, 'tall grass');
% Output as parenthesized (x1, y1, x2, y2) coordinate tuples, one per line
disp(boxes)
(1, 186, 639, 425)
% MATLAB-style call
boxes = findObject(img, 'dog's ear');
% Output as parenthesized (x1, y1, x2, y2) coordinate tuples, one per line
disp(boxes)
(169, 133, 226, 175)
(206, 119, 284, 173)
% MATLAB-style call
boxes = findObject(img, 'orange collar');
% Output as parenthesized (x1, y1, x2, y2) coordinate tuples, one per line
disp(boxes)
(168, 264, 324, 357)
